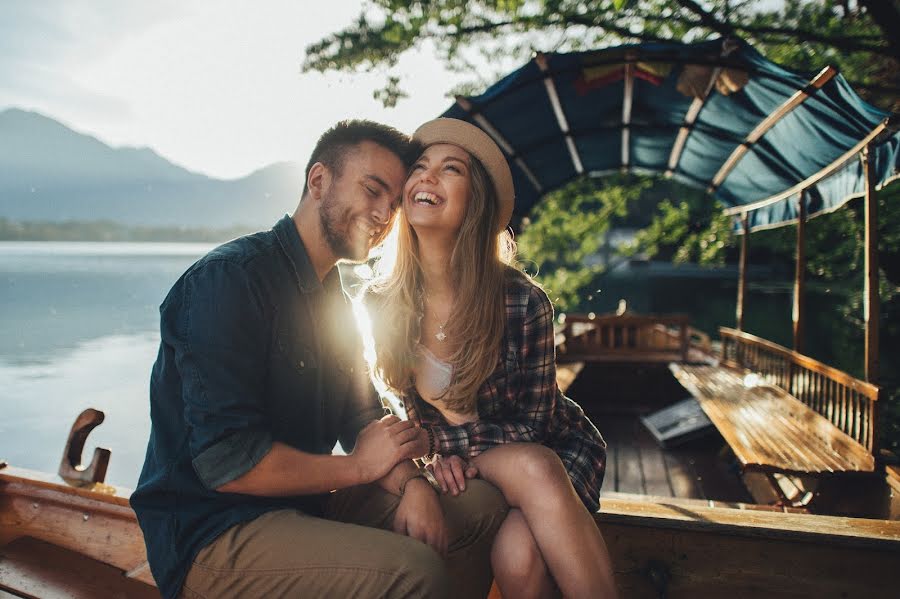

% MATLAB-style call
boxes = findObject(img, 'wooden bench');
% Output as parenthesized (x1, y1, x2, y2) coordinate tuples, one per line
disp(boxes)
(557, 312, 712, 363)
(0, 537, 157, 599)
(669, 327, 880, 509)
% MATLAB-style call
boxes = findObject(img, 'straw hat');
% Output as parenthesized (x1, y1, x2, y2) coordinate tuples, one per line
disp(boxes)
(412, 118, 515, 232)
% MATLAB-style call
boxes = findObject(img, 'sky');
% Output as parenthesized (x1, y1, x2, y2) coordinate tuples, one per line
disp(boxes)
(0, 0, 471, 180)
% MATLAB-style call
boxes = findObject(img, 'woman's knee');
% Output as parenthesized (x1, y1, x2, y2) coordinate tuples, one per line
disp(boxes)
(514, 445, 569, 488)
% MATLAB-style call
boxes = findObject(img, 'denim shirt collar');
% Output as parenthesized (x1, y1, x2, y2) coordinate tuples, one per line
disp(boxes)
(273, 214, 341, 295)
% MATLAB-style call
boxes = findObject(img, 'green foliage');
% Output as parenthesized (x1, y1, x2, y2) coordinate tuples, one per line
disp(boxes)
(304, 1, 897, 110)
(518, 176, 648, 309)
(626, 195, 734, 266)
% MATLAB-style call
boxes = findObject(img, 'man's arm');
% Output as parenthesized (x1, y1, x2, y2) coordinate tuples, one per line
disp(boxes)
(218, 415, 426, 496)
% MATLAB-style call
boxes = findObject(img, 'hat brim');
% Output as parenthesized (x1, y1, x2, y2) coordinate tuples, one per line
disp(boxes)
(412, 118, 514, 233)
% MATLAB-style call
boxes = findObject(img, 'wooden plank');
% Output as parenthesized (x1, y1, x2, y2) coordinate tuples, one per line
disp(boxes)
(616, 423, 645, 494)
(703, 370, 870, 473)
(669, 364, 874, 476)
(634, 423, 673, 497)
(0, 537, 158, 599)
(662, 452, 699, 499)
(0, 469, 151, 586)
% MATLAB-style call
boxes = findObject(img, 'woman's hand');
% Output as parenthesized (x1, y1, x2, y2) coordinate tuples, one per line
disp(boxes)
(426, 454, 478, 496)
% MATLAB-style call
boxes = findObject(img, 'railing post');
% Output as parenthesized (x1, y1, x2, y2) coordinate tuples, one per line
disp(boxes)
(793, 190, 807, 353)
(863, 145, 879, 384)
(736, 212, 749, 331)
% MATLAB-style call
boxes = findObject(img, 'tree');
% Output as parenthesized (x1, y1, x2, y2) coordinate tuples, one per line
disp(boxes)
(517, 176, 648, 310)
(304, 0, 898, 110)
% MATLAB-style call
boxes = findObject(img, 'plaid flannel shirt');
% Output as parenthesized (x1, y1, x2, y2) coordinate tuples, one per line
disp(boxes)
(403, 270, 607, 511)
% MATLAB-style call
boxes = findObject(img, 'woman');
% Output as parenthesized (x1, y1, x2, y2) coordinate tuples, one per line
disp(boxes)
(367, 118, 617, 599)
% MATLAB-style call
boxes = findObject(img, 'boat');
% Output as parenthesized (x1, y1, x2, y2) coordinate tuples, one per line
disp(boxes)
(4, 37, 900, 597)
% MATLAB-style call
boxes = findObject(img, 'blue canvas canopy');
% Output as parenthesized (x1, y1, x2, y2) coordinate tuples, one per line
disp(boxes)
(439, 38, 898, 232)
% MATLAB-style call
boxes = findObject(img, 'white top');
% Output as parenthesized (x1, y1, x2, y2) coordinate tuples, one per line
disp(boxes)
(413, 344, 477, 425)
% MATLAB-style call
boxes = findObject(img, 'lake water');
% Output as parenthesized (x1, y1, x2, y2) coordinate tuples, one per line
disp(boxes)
(0, 242, 214, 488)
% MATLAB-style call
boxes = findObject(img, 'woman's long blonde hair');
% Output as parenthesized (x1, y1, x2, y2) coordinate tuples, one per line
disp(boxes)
(368, 153, 516, 412)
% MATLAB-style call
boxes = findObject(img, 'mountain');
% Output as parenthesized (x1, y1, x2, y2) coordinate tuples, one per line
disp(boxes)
(0, 108, 301, 229)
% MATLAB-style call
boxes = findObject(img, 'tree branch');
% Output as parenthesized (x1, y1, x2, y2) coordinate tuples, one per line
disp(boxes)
(858, 0, 900, 62)
(733, 24, 892, 57)
(672, 0, 735, 36)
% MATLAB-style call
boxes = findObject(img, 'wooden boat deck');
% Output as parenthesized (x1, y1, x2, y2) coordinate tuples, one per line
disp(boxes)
(564, 361, 755, 505)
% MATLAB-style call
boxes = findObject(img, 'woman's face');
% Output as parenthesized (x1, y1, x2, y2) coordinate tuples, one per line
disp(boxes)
(403, 143, 472, 238)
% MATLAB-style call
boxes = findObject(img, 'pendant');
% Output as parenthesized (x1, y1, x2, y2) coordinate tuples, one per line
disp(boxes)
(435, 326, 447, 342)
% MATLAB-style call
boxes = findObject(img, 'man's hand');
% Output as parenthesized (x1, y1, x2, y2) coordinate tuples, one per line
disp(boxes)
(393, 478, 448, 557)
(426, 455, 478, 496)
(351, 415, 430, 482)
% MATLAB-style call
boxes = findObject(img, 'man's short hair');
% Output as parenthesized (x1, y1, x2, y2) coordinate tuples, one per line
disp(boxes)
(302, 120, 419, 197)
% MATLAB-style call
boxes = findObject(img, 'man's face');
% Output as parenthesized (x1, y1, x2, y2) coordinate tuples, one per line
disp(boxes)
(319, 141, 406, 262)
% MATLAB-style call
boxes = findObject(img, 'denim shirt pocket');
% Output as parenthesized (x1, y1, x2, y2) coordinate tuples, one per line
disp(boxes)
(274, 306, 319, 376)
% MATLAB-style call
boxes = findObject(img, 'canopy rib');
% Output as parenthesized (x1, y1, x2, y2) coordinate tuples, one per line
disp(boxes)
(667, 39, 739, 177)
(708, 66, 838, 193)
(455, 95, 543, 193)
(621, 57, 635, 170)
(723, 117, 892, 217)
(536, 54, 584, 175)
(666, 68, 722, 177)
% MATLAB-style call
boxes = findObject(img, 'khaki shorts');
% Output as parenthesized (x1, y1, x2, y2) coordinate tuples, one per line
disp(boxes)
(180, 480, 507, 599)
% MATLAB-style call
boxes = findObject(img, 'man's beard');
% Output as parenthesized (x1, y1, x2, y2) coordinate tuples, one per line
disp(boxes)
(319, 189, 367, 263)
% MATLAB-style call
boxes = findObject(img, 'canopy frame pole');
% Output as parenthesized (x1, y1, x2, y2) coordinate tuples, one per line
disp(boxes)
(708, 66, 837, 194)
(793, 190, 807, 353)
(863, 144, 879, 384)
(736, 211, 749, 331)
(722, 118, 892, 219)
(666, 67, 721, 177)
(536, 54, 584, 176)
(666, 38, 738, 177)
(455, 95, 544, 194)
(621, 54, 635, 172)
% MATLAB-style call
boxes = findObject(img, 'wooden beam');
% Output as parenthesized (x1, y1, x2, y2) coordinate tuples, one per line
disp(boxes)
(665, 69, 721, 177)
(722, 118, 892, 218)
(535, 53, 584, 175)
(666, 38, 739, 177)
(793, 191, 807, 353)
(621, 56, 635, 171)
(709, 66, 837, 193)
(863, 145, 879, 384)
(736, 212, 749, 331)
(454, 95, 544, 193)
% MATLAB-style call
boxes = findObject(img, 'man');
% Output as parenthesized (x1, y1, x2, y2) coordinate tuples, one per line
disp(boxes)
(131, 120, 508, 599)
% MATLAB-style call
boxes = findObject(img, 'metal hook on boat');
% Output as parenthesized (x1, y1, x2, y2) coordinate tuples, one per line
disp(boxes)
(58, 408, 111, 485)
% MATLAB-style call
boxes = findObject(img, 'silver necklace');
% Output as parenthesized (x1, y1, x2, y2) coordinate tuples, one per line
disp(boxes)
(426, 294, 450, 342)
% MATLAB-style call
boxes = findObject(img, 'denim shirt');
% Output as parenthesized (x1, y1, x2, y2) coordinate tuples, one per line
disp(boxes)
(130, 215, 383, 599)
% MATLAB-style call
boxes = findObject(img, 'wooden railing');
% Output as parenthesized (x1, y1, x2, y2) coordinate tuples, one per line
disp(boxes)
(559, 313, 707, 362)
(720, 327, 880, 455)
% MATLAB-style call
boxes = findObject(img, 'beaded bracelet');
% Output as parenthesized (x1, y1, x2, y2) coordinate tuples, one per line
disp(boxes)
(424, 427, 436, 460)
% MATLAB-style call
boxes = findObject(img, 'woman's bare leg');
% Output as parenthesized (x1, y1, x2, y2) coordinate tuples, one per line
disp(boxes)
(472, 444, 618, 599)
(491, 508, 558, 599)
